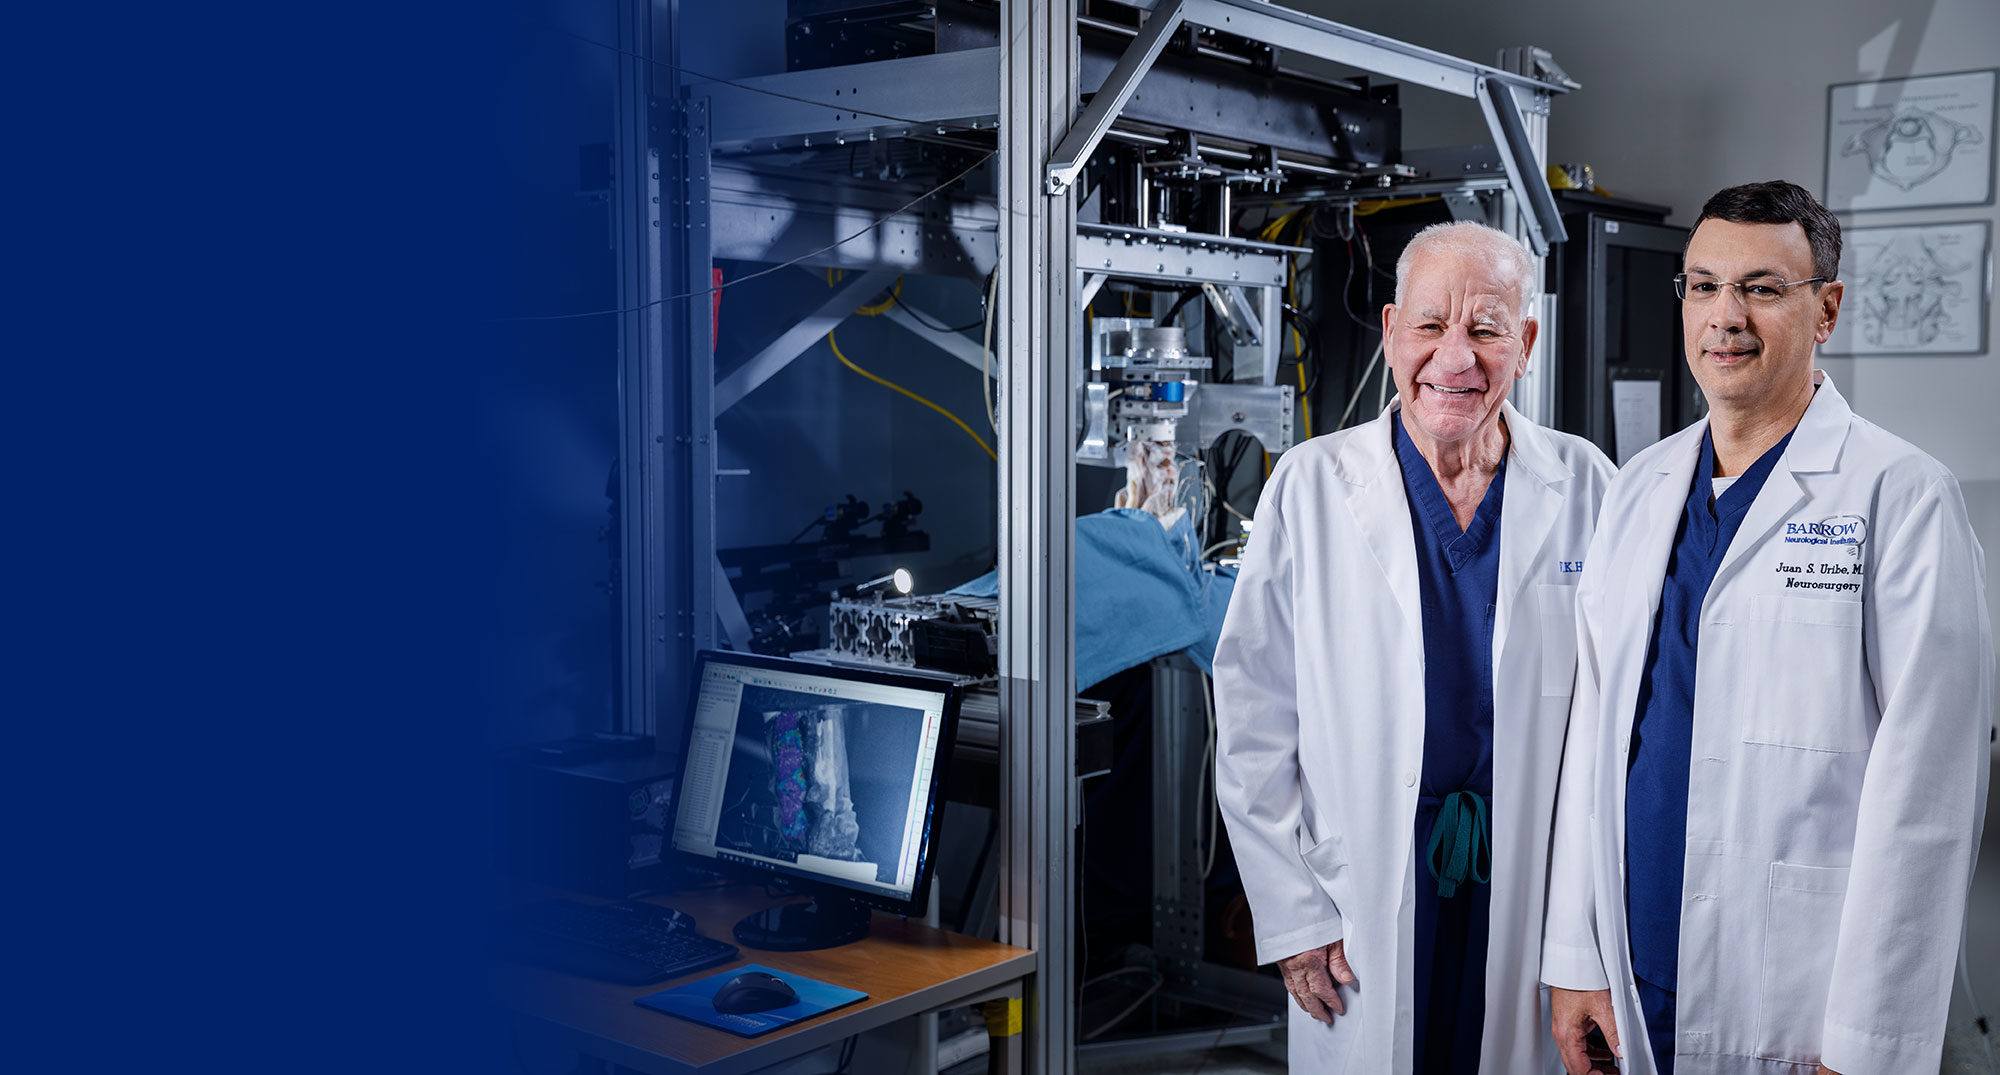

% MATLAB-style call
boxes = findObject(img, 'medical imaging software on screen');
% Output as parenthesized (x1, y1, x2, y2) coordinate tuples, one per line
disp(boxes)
(672, 661, 946, 901)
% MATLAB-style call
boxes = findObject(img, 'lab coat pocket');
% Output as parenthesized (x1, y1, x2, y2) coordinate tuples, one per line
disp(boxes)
(1536, 583, 1579, 696)
(1756, 861, 1849, 1064)
(1736, 595, 1871, 753)
(1300, 830, 1350, 911)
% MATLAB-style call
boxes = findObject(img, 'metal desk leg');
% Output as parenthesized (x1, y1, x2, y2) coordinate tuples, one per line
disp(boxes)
(980, 983, 1024, 1075)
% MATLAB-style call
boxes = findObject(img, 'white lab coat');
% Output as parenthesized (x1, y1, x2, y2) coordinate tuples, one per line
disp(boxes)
(1541, 372, 1994, 1074)
(1214, 400, 1614, 1074)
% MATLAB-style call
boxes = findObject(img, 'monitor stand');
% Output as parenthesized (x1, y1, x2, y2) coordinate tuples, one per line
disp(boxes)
(733, 895, 873, 951)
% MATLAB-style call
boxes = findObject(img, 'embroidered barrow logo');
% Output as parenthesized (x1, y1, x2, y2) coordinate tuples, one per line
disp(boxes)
(1784, 514, 1868, 559)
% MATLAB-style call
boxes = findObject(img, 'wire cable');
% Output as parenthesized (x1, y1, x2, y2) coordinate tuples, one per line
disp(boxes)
(827, 329, 995, 461)
(1080, 970, 1164, 1041)
(495, 151, 994, 321)
(1336, 339, 1387, 429)
(1199, 672, 1222, 880)
(980, 268, 999, 433)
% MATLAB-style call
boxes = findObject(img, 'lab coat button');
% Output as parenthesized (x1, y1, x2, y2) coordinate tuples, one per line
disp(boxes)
(1403, 770, 1416, 787)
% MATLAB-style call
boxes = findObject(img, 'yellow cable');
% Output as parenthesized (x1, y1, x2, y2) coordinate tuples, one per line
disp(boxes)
(828, 329, 996, 461)
(1354, 195, 1441, 217)
(1287, 254, 1312, 439)
(1259, 208, 1301, 242)
(852, 276, 902, 316)
(1297, 362, 1312, 441)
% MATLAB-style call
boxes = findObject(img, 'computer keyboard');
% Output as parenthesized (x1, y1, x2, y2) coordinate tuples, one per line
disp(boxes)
(507, 898, 739, 984)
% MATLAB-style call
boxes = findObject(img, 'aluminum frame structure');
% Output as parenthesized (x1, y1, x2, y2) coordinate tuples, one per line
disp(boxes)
(1045, 0, 1571, 257)
(628, 2, 1578, 1068)
(997, 4, 1079, 1073)
(616, 0, 716, 741)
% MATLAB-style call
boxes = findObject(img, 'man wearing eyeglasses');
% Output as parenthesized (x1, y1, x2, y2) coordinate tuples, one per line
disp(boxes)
(1540, 180, 1993, 1075)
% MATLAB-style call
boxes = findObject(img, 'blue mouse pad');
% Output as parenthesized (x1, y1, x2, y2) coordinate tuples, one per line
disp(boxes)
(635, 963, 868, 1037)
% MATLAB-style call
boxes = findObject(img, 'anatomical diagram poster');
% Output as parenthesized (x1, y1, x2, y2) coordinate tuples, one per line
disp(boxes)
(1826, 69, 1994, 212)
(1823, 221, 1990, 356)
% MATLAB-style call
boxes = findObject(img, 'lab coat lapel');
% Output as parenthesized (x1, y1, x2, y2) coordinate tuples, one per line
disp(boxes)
(1494, 403, 1570, 665)
(1710, 371, 1854, 587)
(1339, 404, 1425, 666)
(1607, 425, 1707, 756)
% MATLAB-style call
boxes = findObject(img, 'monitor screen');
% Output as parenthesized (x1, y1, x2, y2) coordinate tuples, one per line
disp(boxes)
(671, 654, 956, 905)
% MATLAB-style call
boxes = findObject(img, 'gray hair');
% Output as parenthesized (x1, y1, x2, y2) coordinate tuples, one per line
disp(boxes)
(1393, 221, 1538, 321)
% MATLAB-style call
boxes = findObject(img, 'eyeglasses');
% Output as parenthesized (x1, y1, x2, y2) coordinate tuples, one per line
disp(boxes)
(1673, 273, 1829, 304)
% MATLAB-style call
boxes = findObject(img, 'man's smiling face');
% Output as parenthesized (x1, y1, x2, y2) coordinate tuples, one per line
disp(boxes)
(1680, 218, 1842, 412)
(1383, 247, 1536, 447)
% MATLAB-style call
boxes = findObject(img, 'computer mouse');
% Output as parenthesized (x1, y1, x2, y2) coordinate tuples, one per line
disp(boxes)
(711, 971, 799, 1014)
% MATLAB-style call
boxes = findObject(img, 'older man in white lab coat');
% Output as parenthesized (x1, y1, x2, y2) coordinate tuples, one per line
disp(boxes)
(1542, 180, 1994, 1075)
(1214, 221, 1614, 1074)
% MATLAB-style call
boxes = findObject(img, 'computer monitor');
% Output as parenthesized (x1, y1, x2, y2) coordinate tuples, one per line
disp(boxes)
(670, 650, 963, 950)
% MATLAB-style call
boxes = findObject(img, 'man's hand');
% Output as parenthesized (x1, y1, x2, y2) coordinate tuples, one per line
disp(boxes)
(1549, 986, 1620, 1074)
(1277, 941, 1356, 1024)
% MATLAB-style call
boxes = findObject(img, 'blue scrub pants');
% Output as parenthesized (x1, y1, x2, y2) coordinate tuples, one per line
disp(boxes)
(1635, 976, 1676, 1075)
(1412, 798, 1490, 1074)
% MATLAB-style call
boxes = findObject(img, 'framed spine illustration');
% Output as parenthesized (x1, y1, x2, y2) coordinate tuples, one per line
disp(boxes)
(1824, 69, 1995, 212)
(1822, 221, 1990, 356)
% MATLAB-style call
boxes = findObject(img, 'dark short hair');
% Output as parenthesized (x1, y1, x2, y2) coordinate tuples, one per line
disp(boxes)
(1689, 180, 1843, 283)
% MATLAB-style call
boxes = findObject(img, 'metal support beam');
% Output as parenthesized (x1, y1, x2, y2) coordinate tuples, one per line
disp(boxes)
(1474, 77, 1566, 255)
(1047, 0, 1572, 196)
(705, 48, 1001, 152)
(1494, 47, 1563, 423)
(1078, 272, 1107, 310)
(1257, 280, 1282, 387)
(712, 555, 752, 651)
(999, 0, 1077, 1070)
(1045, 0, 1186, 194)
(712, 269, 893, 413)
(1076, 224, 1293, 288)
(1180, 0, 1563, 99)
(615, 0, 713, 740)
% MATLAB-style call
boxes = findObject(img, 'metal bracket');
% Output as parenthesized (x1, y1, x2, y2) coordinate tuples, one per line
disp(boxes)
(1077, 381, 1111, 463)
(1200, 283, 1262, 348)
(1181, 382, 1294, 454)
(1045, 0, 1187, 195)
(1441, 189, 1495, 225)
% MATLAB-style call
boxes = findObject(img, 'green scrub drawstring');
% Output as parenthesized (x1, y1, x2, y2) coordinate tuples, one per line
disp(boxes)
(1425, 790, 1491, 898)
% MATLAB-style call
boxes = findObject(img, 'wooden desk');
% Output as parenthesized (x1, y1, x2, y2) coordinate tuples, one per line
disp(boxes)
(493, 886, 1035, 1075)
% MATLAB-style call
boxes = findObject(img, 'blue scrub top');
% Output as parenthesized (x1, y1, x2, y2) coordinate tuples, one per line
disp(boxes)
(1624, 426, 1794, 992)
(1393, 413, 1505, 1074)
